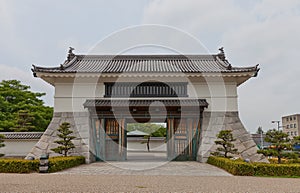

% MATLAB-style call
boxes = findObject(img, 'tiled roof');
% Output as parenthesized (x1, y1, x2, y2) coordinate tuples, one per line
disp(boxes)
(32, 50, 259, 74)
(0, 132, 43, 140)
(83, 99, 208, 108)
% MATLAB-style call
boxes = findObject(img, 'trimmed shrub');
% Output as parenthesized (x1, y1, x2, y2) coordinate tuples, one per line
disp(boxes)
(48, 156, 85, 173)
(208, 156, 300, 177)
(254, 163, 300, 177)
(0, 159, 39, 173)
(207, 156, 255, 176)
(0, 156, 85, 173)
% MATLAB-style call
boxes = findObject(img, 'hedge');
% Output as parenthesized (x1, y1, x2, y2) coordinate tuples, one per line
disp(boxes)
(0, 159, 39, 173)
(207, 156, 300, 177)
(0, 156, 85, 173)
(207, 156, 255, 176)
(48, 156, 85, 173)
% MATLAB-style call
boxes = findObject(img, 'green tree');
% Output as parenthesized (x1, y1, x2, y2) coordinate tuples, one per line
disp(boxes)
(51, 122, 76, 156)
(212, 130, 238, 158)
(256, 126, 264, 134)
(0, 134, 5, 157)
(127, 123, 166, 137)
(11, 110, 35, 132)
(264, 129, 291, 164)
(0, 80, 53, 131)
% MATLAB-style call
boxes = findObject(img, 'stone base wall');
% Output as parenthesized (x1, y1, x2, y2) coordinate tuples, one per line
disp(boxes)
(26, 112, 91, 163)
(197, 111, 268, 163)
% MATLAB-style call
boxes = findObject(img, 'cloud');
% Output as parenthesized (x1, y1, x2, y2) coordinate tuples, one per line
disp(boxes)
(142, 0, 300, 132)
(143, 0, 251, 50)
(0, 0, 14, 30)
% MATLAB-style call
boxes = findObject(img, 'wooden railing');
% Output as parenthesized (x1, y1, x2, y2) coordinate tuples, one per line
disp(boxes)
(104, 82, 188, 98)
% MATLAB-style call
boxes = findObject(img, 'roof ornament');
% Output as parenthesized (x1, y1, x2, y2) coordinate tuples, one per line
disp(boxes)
(218, 47, 226, 61)
(67, 47, 75, 62)
(31, 64, 37, 77)
(218, 47, 225, 54)
(254, 64, 260, 77)
(218, 47, 232, 70)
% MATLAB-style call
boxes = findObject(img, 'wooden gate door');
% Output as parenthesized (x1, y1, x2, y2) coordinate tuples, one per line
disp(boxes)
(104, 118, 126, 161)
(92, 118, 126, 161)
(167, 118, 200, 160)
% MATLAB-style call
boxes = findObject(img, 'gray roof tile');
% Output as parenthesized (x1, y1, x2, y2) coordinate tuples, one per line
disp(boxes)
(0, 132, 43, 140)
(32, 53, 259, 74)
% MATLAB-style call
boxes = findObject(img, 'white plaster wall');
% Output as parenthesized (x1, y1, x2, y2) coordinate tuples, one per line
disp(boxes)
(127, 138, 166, 152)
(0, 140, 39, 157)
(53, 77, 238, 112)
(188, 82, 238, 111)
(54, 82, 104, 112)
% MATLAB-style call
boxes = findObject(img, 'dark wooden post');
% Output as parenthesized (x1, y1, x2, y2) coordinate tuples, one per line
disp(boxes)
(167, 118, 174, 160)
(99, 118, 106, 161)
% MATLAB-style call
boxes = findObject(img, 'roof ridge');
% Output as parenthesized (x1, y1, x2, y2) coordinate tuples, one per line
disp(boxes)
(74, 54, 217, 59)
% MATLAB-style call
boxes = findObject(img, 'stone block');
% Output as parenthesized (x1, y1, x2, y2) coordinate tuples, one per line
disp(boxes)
(48, 143, 58, 150)
(51, 117, 61, 124)
(242, 140, 256, 149)
(242, 146, 258, 157)
(32, 147, 44, 157)
(72, 139, 82, 146)
(80, 145, 89, 153)
(53, 112, 62, 118)
(239, 134, 252, 142)
(36, 141, 49, 150)
(43, 127, 56, 136)
(75, 117, 89, 125)
(232, 129, 247, 138)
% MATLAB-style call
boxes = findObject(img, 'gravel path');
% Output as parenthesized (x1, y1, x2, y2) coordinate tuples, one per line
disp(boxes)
(1, 174, 300, 192)
(1, 161, 300, 192)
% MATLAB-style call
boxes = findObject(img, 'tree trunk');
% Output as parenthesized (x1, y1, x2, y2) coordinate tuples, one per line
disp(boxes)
(277, 149, 281, 164)
(147, 136, 150, 152)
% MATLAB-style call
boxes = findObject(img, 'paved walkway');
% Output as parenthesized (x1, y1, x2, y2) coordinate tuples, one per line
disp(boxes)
(1, 173, 300, 192)
(1, 160, 300, 192)
(56, 161, 232, 176)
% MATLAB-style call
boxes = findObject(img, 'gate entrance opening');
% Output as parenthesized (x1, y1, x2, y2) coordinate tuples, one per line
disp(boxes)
(84, 99, 208, 161)
(126, 123, 167, 161)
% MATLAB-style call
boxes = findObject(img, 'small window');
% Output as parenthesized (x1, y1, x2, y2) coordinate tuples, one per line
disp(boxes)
(295, 131, 298, 136)
(290, 117, 293, 121)
(291, 132, 293, 136)
(294, 117, 296, 120)
(287, 125, 289, 129)
(294, 124, 297, 128)
(290, 124, 293, 128)
(287, 118, 289, 122)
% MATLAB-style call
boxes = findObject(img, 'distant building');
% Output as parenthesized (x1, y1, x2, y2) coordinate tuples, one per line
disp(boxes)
(282, 114, 300, 139)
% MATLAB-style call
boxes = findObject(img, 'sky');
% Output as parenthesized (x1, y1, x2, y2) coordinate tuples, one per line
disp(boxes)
(1, 0, 300, 133)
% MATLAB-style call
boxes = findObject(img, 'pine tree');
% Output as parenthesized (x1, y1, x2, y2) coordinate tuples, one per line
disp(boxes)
(51, 122, 76, 156)
(212, 130, 238, 158)
(0, 134, 5, 157)
(265, 129, 291, 164)
(12, 110, 35, 132)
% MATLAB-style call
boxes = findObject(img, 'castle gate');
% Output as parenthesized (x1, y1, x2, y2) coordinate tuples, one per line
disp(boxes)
(84, 99, 208, 161)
